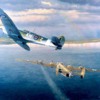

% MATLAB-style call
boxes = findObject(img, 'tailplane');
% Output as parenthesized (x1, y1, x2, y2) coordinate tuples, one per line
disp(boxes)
(51, 36, 65, 50)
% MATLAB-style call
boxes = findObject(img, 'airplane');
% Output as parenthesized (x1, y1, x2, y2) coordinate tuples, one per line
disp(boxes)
(0, 8, 65, 50)
(17, 59, 100, 79)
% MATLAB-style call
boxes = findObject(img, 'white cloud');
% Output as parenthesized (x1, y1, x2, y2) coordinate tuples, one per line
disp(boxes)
(41, 1, 52, 6)
(14, 15, 48, 23)
(1, 0, 100, 40)
(6, 9, 55, 16)
(27, 9, 55, 15)
(5, 9, 56, 23)
(62, 10, 80, 19)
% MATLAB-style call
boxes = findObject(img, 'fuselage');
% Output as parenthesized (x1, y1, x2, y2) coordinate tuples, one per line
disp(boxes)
(22, 32, 56, 47)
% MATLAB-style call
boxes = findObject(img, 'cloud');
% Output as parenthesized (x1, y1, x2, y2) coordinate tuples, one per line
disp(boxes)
(0, 0, 43, 11)
(6, 9, 55, 16)
(61, 10, 80, 20)
(41, 1, 52, 6)
(0, 0, 100, 40)
(5, 8, 66, 27)
(6, 9, 55, 23)
(59, 0, 100, 6)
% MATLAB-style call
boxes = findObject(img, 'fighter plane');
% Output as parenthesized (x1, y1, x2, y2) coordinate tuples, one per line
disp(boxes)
(17, 59, 100, 79)
(0, 8, 65, 50)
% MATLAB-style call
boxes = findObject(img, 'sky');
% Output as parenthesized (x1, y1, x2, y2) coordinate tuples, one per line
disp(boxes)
(0, 0, 100, 40)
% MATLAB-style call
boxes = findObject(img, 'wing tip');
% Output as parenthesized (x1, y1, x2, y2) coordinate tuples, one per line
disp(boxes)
(23, 44, 30, 51)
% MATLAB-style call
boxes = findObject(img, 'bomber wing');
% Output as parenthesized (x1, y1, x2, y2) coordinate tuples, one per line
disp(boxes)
(17, 59, 57, 68)
(67, 66, 100, 78)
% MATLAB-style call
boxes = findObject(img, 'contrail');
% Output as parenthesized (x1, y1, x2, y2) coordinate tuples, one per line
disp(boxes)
(40, 66, 69, 100)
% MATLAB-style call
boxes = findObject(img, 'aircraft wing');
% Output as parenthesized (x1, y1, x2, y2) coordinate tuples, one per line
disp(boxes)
(42, 62, 57, 67)
(65, 65, 100, 72)
(0, 9, 30, 51)
(17, 59, 57, 68)
(65, 65, 82, 71)
(17, 59, 39, 64)
(85, 68, 100, 72)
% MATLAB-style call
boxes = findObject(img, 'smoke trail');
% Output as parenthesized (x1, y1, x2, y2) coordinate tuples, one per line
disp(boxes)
(40, 66, 69, 100)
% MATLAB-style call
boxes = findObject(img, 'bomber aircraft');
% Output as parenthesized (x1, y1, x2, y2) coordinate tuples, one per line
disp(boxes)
(17, 59, 100, 79)
(0, 8, 65, 50)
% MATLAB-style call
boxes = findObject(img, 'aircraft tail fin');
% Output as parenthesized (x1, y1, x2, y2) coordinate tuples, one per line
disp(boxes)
(51, 36, 65, 50)
(59, 36, 65, 46)
(80, 67, 86, 79)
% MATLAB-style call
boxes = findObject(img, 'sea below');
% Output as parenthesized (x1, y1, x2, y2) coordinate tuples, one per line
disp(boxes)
(0, 44, 100, 100)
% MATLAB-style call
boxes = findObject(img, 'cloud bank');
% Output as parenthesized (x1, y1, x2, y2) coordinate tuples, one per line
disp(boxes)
(0, 0, 100, 40)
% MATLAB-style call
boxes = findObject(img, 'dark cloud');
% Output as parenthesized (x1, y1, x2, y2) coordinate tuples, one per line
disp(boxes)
(0, 0, 44, 11)
(59, 0, 100, 6)
(0, 0, 100, 14)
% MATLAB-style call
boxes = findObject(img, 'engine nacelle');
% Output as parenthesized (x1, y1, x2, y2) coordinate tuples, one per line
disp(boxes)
(66, 73, 70, 77)
(80, 67, 86, 79)
(58, 69, 62, 73)
(80, 75, 84, 79)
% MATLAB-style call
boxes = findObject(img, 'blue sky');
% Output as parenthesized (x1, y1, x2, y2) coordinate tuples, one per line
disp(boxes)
(0, 0, 100, 40)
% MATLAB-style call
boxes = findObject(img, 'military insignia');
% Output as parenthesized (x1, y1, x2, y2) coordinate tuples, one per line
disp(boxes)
(34, 35, 40, 40)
